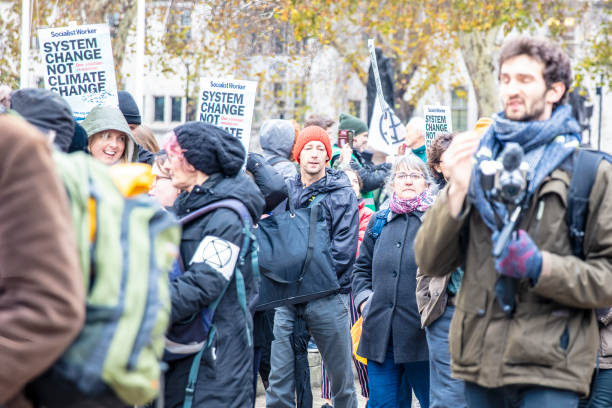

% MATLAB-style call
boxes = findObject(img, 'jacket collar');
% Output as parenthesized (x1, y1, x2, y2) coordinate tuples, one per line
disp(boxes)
(388, 209, 425, 223)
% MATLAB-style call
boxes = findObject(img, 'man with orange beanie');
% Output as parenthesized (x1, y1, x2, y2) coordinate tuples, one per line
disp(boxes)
(266, 126, 359, 408)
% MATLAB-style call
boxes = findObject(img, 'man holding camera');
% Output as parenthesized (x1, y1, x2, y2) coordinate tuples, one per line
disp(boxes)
(415, 36, 612, 407)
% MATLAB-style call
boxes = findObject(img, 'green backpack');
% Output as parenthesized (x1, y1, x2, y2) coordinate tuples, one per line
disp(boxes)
(30, 152, 181, 406)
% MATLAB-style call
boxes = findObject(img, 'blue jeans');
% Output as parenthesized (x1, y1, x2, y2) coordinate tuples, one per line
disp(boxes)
(266, 294, 357, 408)
(367, 347, 429, 408)
(579, 368, 612, 408)
(425, 305, 467, 408)
(464, 381, 579, 408)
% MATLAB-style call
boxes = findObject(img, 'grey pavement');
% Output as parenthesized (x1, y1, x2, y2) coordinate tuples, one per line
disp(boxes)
(254, 349, 421, 408)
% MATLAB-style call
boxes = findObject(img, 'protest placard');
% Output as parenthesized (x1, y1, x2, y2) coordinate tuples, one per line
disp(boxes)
(38, 24, 118, 121)
(424, 105, 453, 148)
(198, 78, 258, 150)
(368, 96, 406, 155)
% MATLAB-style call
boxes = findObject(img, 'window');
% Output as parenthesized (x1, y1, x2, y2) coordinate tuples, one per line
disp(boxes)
(348, 100, 361, 119)
(451, 87, 468, 132)
(181, 10, 192, 41)
(171, 97, 182, 122)
(293, 83, 307, 123)
(273, 82, 286, 117)
(154, 96, 165, 122)
(107, 12, 120, 38)
(186, 97, 197, 121)
(167, 8, 191, 42)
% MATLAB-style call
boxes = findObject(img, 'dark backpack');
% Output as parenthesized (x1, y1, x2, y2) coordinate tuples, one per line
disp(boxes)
(566, 149, 612, 259)
(368, 208, 391, 240)
(254, 193, 340, 310)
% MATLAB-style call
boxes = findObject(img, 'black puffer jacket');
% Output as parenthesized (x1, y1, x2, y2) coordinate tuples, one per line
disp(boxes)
(330, 148, 391, 193)
(165, 172, 264, 408)
(353, 150, 391, 193)
(247, 152, 288, 213)
(287, 168, 359, 291)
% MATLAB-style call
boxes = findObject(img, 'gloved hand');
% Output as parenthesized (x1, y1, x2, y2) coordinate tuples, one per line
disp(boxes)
(494, 229, 542, 283)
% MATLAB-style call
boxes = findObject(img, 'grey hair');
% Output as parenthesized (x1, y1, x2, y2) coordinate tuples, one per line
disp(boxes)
(384, 152, 437, 197)
(407, 116, 425, 136)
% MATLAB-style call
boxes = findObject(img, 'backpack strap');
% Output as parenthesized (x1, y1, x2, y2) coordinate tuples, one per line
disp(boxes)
(307, 192, 328, 208)
(261, 193, 329, 285)
(267, 156, 291, 166)
(179, 199, 257, 408)
(566, 150, 608, 259)
(369, 208, 391, 240)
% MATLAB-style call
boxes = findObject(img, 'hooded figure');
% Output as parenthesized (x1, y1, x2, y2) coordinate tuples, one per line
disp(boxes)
(259, 119, 298, 180)
(81, 106, 135, 165)
(10, 88, 75, 152)
(163, 122, 265, 407)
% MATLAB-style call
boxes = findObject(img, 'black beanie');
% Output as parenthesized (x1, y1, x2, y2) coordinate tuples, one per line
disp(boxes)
(118, 90, 141, 125)
(11, 88, 75, 152)
(68, 122, 89, 153)
(174, 122, 245, 177)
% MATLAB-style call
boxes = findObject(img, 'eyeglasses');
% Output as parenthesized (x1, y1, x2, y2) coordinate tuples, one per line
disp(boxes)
(395, 172, 424, 182)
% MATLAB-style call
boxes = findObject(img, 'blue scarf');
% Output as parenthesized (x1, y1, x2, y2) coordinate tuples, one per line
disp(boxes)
(468, 105, 581, 232)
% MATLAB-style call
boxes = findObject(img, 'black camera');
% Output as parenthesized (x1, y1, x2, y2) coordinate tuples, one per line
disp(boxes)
(478, 143, 528, 206)
(477, 142, 529, 317)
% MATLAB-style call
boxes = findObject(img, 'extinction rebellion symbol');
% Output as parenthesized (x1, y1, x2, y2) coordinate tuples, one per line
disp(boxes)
(202, 238, 235, 268)
(379, 111, 404, 145)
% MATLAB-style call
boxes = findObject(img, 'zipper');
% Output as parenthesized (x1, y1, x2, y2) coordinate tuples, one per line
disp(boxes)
(533, 200, 545, 241)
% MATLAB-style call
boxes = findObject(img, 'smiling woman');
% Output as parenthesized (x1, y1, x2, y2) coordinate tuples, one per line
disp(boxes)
(81, 105, 135, 165)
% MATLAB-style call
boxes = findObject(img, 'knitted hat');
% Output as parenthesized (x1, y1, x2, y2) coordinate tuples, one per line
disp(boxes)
(10, 88, 75, 152)
(174, 121, 245, 177)
(118, 90, 141, 125)
(81, 105, 136, 162)
(292, 126, 332, 164)
(68, 122, 89, 153)
(338, 112, 368, 135)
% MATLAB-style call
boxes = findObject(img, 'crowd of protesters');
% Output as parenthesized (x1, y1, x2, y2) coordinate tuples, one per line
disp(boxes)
(2, 34, 612, 408)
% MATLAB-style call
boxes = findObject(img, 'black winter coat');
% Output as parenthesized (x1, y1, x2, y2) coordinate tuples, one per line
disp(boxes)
(330, 149, 391, 194)
(165, 172, 264, 408)
(287, 168, 359, 291)
(352, 210, 429, 364)
(246, 152, 288, 213)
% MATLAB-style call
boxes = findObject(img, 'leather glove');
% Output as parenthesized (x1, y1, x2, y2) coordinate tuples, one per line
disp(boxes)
(494, 229, 542, 283)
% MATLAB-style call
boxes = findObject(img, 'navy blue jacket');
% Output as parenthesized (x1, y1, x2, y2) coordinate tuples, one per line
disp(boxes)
(287, 168, 359, 291)
(352, 210, 429, 364)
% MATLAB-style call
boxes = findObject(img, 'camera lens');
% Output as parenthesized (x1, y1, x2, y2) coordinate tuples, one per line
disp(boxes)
(501, 143, 523, 172)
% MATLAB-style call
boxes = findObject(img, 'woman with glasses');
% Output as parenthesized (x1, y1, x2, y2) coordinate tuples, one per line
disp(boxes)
(352, 153, 435, 408)
(149, 151, 180, 208)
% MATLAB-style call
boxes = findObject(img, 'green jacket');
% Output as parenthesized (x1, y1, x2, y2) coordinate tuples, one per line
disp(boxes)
(414, 159, 612, 396)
